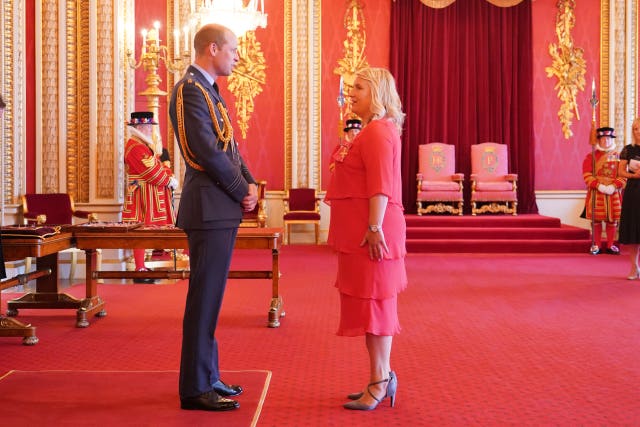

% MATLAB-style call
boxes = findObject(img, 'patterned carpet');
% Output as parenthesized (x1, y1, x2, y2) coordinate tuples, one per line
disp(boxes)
(1, 245, 639, 426)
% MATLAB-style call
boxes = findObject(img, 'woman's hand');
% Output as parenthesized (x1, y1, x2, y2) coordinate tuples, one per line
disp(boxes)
(360, 228, 389, 261)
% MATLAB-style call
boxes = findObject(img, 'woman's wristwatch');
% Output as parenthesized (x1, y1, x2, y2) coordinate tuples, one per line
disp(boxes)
(368, 224, 382, 233)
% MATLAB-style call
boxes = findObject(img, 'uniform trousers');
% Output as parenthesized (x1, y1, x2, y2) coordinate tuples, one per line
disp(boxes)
(179, 227, 238, 399)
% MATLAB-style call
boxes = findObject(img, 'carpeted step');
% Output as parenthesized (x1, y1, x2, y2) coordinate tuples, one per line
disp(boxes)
(405, 213, 561, 228)
(406, 238, 591, 253)
(407, 225, 590, 240)
(404, 214, 592, 253)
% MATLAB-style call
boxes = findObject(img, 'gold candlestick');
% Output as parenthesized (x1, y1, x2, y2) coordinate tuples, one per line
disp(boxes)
(126, 21, 191, 150)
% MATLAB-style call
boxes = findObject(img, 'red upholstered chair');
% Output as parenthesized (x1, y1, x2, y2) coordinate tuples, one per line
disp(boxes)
(240, 180, 267, 228)
(470, 143, 518, 215)
(21, 193, 100, 279)
(283, 188, 321, 244)
(416, 143, 464, 215)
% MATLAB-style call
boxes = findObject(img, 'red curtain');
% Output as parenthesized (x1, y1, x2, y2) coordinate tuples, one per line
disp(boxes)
(390, 0, 537, 214)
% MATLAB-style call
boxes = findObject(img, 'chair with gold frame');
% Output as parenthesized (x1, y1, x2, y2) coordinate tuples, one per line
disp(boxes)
(282, 188, 321, 244)
(21, 193, 101, 280)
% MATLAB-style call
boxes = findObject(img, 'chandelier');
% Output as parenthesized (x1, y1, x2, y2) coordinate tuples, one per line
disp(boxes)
(189, 0, 268, 37)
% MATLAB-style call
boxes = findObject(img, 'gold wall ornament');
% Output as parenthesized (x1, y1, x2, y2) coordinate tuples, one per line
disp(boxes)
(334, 0, 368, 135)
(334, 0, 368, 89)
(545, 0, 586, 139)
(227, 30, 267, 140)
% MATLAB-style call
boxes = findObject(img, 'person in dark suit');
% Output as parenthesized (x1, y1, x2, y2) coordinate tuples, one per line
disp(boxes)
(168, 23, 258, 412)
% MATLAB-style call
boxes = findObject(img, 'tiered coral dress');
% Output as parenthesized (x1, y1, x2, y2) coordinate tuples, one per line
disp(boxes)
(325, 119, 408, 337)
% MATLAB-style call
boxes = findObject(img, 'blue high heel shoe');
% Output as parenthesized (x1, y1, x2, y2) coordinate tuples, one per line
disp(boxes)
(347, 370, 396, 401)
(343, 372, 397, 410)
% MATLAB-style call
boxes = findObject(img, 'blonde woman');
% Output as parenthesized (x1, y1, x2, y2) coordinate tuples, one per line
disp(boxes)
(618, 117, 640, 279)
(325, 67, 407, 410)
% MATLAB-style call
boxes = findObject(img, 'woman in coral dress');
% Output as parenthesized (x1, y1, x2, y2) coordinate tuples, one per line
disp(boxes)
(325, 67, 407, 411)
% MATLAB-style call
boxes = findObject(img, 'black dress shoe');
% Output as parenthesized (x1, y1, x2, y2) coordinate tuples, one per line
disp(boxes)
(180, 391, 239, 411)
(605, 245, 620, 255)
(213, 379, 243, 396)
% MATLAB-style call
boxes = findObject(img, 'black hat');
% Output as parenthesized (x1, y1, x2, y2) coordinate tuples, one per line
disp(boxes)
(596, 127, 616, 138)
(344, 118, 362, 133)
(128, 111, 157, 126)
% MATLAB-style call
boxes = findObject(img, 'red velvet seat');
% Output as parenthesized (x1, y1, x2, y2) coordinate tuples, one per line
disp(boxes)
(240, 180, 267, 228)
(22, 193, 97, 225)
(21, 193, 100, 279)
(416, 143, 464, 215)
(470, 143, 518, 215)
(283, 188, 321, 244)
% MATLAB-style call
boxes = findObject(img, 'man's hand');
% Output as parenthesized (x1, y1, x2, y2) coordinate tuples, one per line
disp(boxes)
(597, 183, 608, 194)
(168, 176, 179, 190)
(242, 183, 258, 212)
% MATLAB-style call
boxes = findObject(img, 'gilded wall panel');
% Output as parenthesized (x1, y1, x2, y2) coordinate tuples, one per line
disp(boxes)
(1, 0, 16, 207)
(284, 0, 293, 189)
(76, 1, 91, 202)
(600, 0, 610, 123)
(311, 1, 321, 189)
(612, 0, 625, 135)
(286, 0, 322, 189)
(606, 0, 638, 145)
(295, 1, 309, 187)
(96, 0, 116, 199)
(42, 0, 59, 193)
(65, 1, 79, 199)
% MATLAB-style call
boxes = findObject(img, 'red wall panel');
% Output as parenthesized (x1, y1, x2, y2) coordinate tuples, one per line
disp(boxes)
(532, 0, 601, 190)
(320, 0, 391, 190)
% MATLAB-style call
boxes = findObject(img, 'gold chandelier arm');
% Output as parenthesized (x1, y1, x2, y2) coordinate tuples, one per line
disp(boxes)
(125, 49, 143, 69)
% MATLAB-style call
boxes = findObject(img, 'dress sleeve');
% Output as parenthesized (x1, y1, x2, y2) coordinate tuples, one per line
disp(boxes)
(361, 123, 395, 198)
(619, 145, 631, 161)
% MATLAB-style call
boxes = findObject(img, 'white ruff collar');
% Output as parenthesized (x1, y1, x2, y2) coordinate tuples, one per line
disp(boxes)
(129, 126, 154, 148)
(595, 142, 615, 152)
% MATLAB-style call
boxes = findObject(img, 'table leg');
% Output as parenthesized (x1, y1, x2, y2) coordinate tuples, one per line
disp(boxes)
(6, 251, 106, 328)
(267, 247, 284, 328)
(77, 248, 107, 328)
(0, 316, 38, 345)
(0, 269, 51, 344)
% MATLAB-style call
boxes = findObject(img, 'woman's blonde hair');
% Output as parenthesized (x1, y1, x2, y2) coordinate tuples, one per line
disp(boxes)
(355, 67, 405, 134)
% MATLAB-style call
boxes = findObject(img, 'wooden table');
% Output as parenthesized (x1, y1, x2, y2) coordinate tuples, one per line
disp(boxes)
(1, 231, 106, 343)
(0, 269, 50, 345)
(73, 226, 285, 327)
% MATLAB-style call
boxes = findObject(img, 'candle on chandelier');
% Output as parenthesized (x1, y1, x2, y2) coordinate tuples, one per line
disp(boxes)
(339, 76, 344, 97)
(592, 78, 596, 99)
(174, 29, 179, 57)
(141, 29, 147, 54)
(183, 26, 189, 52)
(154, 21, 161, 48)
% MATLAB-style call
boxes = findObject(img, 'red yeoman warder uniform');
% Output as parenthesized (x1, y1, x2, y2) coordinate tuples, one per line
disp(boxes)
(582, 127, 625, 254)
(122, 134, 175, 226)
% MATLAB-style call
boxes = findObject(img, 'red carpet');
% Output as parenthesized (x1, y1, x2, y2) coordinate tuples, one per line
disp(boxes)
(1, 245, 640, 425)
(406, 214, 592, 253)
(0, 370, 270, 426)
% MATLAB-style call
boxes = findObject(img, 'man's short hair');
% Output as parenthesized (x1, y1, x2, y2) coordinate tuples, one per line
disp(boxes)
(194, 24, 231, 55)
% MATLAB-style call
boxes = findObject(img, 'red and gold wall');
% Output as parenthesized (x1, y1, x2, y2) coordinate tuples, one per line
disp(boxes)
(4, 0, 639, 223)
